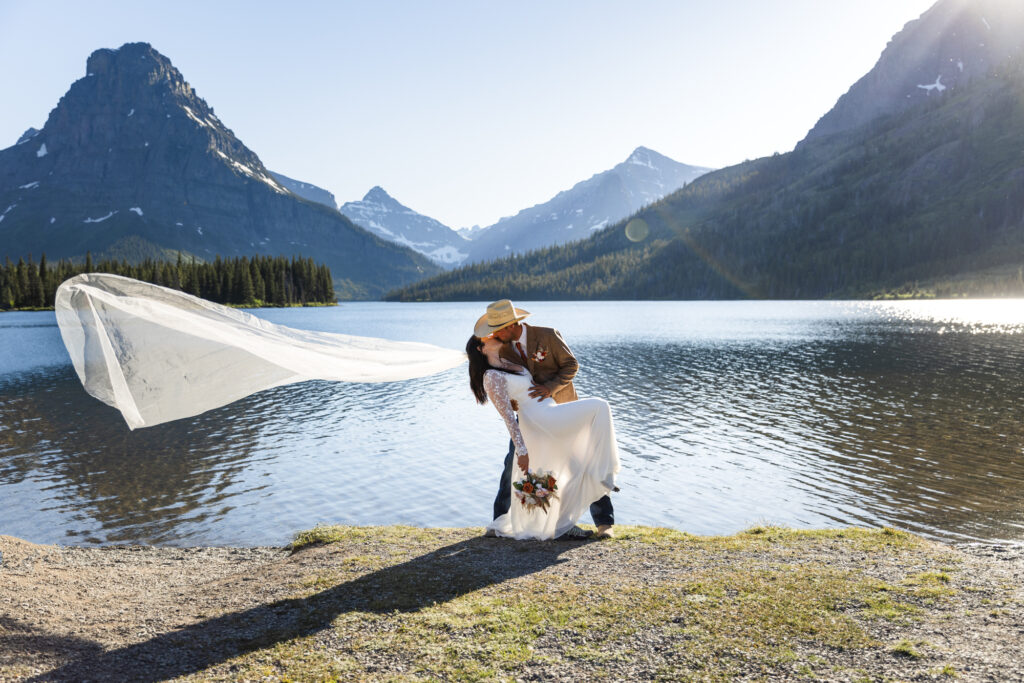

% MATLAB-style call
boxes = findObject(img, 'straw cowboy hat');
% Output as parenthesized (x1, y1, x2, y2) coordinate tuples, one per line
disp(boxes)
(474, 299, 531, 338)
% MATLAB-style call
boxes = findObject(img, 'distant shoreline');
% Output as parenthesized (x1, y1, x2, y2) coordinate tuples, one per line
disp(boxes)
(0, 300, 339, 313)
(2, 525, 1021, 681)
(9, 292, 1024, 314)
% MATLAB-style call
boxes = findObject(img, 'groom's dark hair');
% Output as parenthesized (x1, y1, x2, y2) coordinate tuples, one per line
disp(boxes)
(466, 335, 518, 404)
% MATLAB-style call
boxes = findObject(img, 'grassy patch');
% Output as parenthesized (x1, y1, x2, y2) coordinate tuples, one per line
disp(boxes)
(193, 525, 963, 680)
(891, 639, 926, 659)
(289, 524, 453, 551)
(863, 591, 923, 621)
(903, 571, 956, 599)
(930, 664, 959, 677)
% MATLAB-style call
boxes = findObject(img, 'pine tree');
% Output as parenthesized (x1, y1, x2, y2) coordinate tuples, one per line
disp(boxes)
(251, 259, 265, 302)
(236, 258, 255, 304)
(26, 255, 44, 308)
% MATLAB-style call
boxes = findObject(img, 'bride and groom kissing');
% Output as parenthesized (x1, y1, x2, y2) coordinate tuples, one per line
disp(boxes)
(54, 275, 617, 542)
(467, 299, 620, 542)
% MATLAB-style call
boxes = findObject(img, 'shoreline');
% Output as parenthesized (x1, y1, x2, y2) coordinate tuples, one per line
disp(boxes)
(2, 525, 1022, 681)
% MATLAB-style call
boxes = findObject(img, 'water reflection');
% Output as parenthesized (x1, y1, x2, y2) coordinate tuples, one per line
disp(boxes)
(0, 368, 268, 544)
(1, 300, 1023, 546)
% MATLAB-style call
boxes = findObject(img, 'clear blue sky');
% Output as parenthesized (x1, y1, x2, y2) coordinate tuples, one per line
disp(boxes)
(0, 1, 935, 229)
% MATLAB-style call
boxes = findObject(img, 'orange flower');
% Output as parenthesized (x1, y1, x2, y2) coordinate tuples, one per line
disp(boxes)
(522, 482, 534, 494)
(547, 476, 556, 489)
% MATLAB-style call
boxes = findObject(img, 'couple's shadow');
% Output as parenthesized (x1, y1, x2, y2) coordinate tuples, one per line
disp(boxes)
(33, 536, 576, 682)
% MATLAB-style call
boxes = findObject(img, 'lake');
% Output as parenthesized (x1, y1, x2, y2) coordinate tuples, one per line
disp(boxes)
(2, 300, 1023, 547)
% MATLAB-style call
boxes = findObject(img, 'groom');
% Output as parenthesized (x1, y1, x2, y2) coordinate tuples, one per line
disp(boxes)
(480, 299, 615, 540)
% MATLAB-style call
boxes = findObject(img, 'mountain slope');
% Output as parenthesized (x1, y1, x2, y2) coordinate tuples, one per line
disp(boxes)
(339, 186, 469, 266)
(388, 46, 1024, 300)
(803, 0, 1024, 144)
(462, 147, 711, 263)
(0, 42, 439, 298)
(269, 171, 338, 210)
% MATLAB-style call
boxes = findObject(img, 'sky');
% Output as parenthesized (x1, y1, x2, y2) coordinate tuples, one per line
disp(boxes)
(0, 0, 936, 229)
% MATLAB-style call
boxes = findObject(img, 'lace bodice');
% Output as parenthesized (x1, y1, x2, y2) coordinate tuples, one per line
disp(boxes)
(483, 365, 531, 457)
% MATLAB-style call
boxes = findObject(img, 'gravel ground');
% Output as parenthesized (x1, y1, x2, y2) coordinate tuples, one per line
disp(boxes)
(1, 529, 1022, 682)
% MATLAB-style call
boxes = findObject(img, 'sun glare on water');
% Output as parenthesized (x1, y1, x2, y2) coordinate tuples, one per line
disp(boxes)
(865, 298, 1024, 333)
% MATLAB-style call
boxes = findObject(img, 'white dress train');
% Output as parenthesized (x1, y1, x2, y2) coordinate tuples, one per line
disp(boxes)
(483, 366, 620, 540)
(54, 273, 466, 429)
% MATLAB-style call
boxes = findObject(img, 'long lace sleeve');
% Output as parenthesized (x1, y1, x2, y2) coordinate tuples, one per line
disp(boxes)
(483, 370, 528, 457)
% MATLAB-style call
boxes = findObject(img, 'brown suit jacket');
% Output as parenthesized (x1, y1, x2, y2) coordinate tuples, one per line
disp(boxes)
(498, 324, 579, 404)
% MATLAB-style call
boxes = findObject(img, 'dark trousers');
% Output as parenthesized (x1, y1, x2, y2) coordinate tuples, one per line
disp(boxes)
(493, 437, 614, 526)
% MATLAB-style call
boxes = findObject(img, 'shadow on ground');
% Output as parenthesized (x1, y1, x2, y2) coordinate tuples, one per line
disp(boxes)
(30, 537, 574, 682)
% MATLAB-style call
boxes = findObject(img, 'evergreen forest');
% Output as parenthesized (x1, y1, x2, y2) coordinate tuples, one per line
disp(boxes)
(0, 253, 335, 310)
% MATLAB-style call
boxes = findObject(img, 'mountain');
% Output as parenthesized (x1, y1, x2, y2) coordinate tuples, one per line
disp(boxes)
(462, 147, 711, 264)
(0, 42, 440, 299)
(269, 171, 337, 210)
(339, 186, 469, 266)
(803, 0, 1024, 144)
(387, 0, 1024, 302)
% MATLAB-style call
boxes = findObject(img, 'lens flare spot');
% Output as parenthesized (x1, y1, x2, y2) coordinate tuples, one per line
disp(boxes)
(625, 218, 649, 242)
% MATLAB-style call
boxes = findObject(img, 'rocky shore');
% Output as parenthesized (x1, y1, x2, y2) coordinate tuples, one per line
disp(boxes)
(1, 526, 1022, 681)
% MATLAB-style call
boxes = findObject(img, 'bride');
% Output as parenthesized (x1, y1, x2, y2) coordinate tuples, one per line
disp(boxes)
(467, 334, 620, 541)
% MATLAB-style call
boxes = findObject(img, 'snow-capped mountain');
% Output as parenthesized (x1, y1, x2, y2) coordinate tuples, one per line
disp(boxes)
(339, 186, 469, 266)
(269, 171, 338, 210)
(463, 147, 712, 264)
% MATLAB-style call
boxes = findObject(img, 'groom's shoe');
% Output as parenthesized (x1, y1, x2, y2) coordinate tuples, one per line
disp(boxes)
(594, 525, 615, 539)
(556, 526, 594, 541)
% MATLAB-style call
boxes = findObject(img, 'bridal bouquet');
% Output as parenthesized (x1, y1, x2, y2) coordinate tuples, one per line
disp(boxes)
(514, 470, 559, 512)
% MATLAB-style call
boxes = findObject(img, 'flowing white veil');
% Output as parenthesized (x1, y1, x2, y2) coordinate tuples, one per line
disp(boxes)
(55, 273, 467, 429)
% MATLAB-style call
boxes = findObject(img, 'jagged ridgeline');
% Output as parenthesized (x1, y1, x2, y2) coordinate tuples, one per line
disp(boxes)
(0, 42, 440, 300)
(388, 0, 1024, 301)
(0, 253, 334, 310)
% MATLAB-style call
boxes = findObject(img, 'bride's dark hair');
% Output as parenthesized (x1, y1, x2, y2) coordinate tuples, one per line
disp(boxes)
(467, 335, 517, 405)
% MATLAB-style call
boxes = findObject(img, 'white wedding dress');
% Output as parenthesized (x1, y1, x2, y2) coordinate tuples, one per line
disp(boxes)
(484, 364, 620, 540)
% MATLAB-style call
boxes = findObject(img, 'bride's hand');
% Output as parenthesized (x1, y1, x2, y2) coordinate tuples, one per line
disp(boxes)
(517, 453, 529, 473)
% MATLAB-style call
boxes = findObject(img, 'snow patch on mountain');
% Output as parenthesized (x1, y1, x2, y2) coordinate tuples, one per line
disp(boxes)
(216, 151, 286, 193)
(84, 211, 117, 223)
(917, 75, 946, 93)
(340, 186, 468, 267)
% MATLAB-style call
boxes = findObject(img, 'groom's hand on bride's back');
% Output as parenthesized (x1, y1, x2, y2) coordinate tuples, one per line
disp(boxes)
(528, 383, 552, 401)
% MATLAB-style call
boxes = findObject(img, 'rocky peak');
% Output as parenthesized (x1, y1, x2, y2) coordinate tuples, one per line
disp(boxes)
(625, 146, 656, 164)
(362, 186, 402, 208)
(15, 128, 40, 145)
(85, 42, 173, 79)
(20, 42, 283, 194)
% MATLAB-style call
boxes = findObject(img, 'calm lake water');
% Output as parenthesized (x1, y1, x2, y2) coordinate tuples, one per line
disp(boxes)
(2, 300, 1023, 547)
